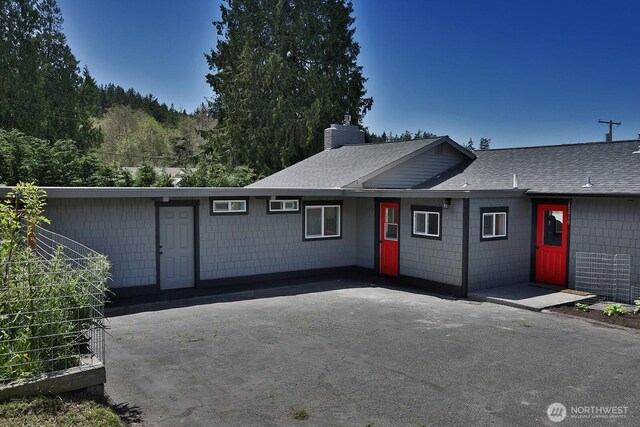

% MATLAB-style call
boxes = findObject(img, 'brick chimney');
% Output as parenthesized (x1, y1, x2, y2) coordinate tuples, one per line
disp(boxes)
(324, 115, 365, 150)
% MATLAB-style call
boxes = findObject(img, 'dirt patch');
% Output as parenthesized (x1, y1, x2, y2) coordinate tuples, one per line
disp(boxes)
(550, 305, 640, 330)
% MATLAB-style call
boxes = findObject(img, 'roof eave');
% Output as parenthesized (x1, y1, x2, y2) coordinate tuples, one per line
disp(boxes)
(344, 188, 527, 199)
(0, 186, 345, 199)
(525, 190, 640, 198)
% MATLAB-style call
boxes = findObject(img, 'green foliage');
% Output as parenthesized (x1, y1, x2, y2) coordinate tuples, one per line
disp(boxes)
(133, 163, 159, 187)
(366, 129, 437, 143)
(0, 129, 131, 186)
(98, 106, 175, 166)
(0, 183, 110, 382)
(603, 303, 627, 317)
(291, 408, 309, 420)
(179, 161, 255, 187)
(97, 83, 186, 126)
(479, 137, 491, 150)
(0, 392, 124, 426)
(465, 138, 475, 150)
(575, 303, 590, 312)
(634, 299, 640, 315)
(0, 0, 102, 149)
(206, 0, 372, 175)
(131, 164, 175, 187)
(154, 171, 174, 188)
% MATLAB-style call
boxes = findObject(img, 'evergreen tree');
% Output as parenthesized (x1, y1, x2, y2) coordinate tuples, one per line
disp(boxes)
(205, 0, 372, 175)
(479, 137, 491, 150)
(465, 138, 475, 150)
(133, 163, 158, 187)
(0, 0, 101, 149)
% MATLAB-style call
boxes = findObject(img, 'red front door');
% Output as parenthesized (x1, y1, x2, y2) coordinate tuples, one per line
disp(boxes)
(535, 204, 568, 286)
(380, 202, 399, 276)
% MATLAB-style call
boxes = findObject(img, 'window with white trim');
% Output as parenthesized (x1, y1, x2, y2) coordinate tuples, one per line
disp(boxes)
(411, 206, 442, 239)
(269, 199, 299, 213)
(481, 211, 507, 239)
(211, 199, 247, 214)
(304, 205, 341, 239)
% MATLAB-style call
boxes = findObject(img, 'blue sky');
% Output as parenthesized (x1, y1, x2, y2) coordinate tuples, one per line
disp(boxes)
(58, 0, 640, 148)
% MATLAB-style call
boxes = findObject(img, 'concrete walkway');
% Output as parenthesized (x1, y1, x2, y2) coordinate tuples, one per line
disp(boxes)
(468, 283, 595, 311)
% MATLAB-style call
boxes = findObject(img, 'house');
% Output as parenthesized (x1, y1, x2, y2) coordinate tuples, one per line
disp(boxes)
(3, 122, 639, 300)
(121, 166, 196, 185)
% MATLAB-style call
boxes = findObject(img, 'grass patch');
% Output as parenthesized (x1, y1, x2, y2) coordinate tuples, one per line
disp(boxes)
(0, 391, 123, 426)
(291, 408, 309, 420)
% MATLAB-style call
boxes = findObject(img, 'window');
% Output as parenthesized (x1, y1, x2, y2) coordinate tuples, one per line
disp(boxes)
(268, 198, 300, 213)
(304, 204, 341, 240)
(210, 199, 248, 215)
(480, 207, 509, 240)
(411, 206, 442, 240)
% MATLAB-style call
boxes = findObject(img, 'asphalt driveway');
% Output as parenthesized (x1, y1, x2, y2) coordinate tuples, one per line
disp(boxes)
(105, 281, 640, 426)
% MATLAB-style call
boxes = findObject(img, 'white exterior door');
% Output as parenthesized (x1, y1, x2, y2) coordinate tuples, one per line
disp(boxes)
(159, 206, 195, 290)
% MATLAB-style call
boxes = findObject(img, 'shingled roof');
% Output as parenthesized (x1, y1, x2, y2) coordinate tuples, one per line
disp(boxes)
(248, 137, 449, 189)
(417, 139, 640, 195)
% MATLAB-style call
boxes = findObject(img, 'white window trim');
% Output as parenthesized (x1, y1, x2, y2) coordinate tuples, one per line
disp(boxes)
(304, 205, 341, 239)
(269, 199, 299, 212)
(482, 212, 507, 238)
(412, 210, 440, 237)
(212, 199, 247, 213)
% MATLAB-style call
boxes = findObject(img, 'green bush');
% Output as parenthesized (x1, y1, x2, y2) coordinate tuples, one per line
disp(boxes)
(0, 183, 110, 383)
(603, 303, 627, 317)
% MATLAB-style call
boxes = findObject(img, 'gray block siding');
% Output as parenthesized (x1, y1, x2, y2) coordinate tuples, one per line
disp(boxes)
(399, 198, 463, 286)
(198, 197, 357, 280)
(568, 198, 640, 288)
(355, 198, 374, 269)
(45, 198, 156, 288)
(467, 198, 531, 291)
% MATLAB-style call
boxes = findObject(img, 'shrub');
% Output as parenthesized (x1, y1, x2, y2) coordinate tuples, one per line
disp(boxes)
(0, 183, 109, 382)
(634, 299, 640, 315)
(575, 303, 590, 312)
(603, 303, 627, 317)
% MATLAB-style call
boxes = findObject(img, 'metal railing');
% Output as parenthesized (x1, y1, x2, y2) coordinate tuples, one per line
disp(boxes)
(0, 224, 107, 384)
(575, 252, 634, 303)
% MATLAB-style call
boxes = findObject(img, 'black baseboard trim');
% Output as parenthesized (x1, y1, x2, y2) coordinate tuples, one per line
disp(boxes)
(109, 284, 157, 299)
(197, 266, 365, 290)
(107, 267, 463, 305)
(397, 275, 464, 298)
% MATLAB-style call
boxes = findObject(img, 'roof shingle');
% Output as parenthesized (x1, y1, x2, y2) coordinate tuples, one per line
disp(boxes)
(417, 140, 640, 195)
(248, 138, 443, 188)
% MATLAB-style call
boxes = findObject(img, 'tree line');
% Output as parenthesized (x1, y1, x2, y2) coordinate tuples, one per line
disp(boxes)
(0, 0, 487, 188)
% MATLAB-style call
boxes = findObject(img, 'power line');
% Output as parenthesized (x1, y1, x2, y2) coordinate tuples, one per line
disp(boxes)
(598, 119, 621, 142)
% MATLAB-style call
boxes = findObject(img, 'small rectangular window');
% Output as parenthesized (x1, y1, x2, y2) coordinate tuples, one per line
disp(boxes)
(480, 208, 508, 240)
(411, 206, 442, 240)
(211, 199, 248, 215)
(304, 204, 341, 239)
(269, 199, 299, 213)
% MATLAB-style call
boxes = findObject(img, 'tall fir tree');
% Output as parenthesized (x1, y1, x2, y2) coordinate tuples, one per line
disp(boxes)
(0, 0, 101, 149)
(205, 0, 372, 175)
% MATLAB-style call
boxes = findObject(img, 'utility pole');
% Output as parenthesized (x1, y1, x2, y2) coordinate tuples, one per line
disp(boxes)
(598, 119, 621, 142)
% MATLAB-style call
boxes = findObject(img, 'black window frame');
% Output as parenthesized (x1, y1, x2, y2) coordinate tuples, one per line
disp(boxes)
(209, 197, 249, 216)
(480, 206, 509, 241)
(266, 196, 302, 215)
(411, 205, 443, 240)
(302, 200, 343, 241)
